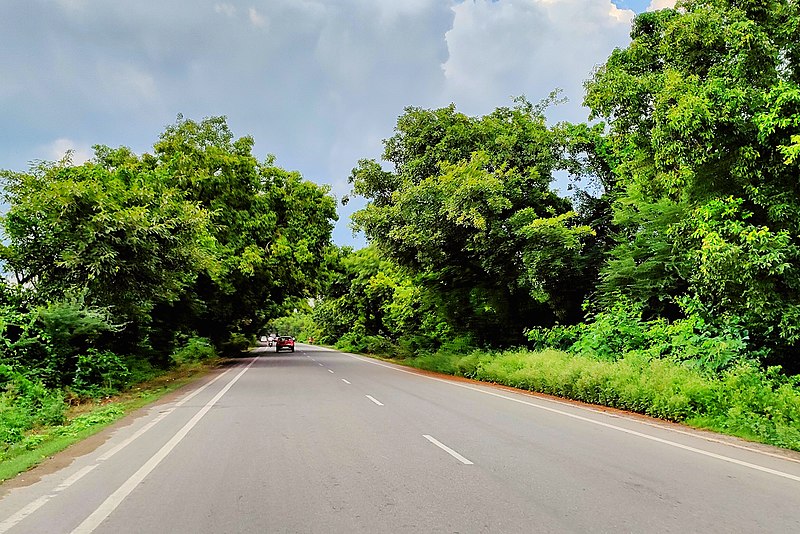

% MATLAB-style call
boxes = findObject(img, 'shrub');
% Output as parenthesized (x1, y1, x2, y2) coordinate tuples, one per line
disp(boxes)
(71, 350, 130, 397)
(0, 365, 66, 445)
(171, 337, 217, 364)
(221, 333, 251, 355)
(405, 348, 800, 450)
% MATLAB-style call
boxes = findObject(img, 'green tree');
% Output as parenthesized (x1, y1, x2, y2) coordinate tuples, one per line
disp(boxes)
(0, 156, 212, 343)
(350, 99, 594, 344)
(105, 116, 338, 348)
(584, 0, 800, 367)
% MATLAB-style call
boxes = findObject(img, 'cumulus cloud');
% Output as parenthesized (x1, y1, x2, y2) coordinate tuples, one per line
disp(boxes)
(0, 0, 652, 245)
(248, 7, 267, 27)
(648, 0, 677, 10)
(214, 3, 236, 17)
(442, 0, 634, 121)
(45, 138, 93, 165)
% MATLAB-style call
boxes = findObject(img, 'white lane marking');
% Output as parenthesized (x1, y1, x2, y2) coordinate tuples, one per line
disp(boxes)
(328, 369, 334, 374)
(341, 379, 351, 385)
(0, 496, 51, 533)
(365, 395, 384, 406)
(318, 363, 324, 366)
(71, 358, 258, 534)
(97, 368, 233, 462)
(345, 353, 800, 483)
(0, 365, 242, 534)
(423, 435, 474, 465)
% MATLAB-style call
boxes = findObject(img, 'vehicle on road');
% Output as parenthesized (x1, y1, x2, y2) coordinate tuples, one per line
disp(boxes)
(275, 336, 295, 352)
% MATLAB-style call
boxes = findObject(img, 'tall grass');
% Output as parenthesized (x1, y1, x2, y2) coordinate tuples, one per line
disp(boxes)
(405, 348, 800, 451)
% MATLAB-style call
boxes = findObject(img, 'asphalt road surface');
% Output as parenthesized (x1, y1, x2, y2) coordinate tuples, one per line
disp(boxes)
(1, 344, 799, 533)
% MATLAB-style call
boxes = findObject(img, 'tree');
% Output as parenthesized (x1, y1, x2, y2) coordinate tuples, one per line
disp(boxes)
(350, 99, 595, 345)
(0, 156, 212, 342)
(147, 116, 338, 346)
(584, 0, 800, 366)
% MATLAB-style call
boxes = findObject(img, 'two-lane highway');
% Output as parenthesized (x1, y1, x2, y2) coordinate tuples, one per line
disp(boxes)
(1, 344, 799, 533)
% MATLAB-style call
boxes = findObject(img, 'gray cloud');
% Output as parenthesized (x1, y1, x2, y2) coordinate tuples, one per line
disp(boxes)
(1, 0, 637, 246)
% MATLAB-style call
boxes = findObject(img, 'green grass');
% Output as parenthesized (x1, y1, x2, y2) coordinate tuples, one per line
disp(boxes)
(396, 348, 800, 452)
(0, 360, 221, 483)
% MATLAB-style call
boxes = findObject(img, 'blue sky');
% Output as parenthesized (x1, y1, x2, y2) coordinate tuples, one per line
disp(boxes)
(611, 0, 652, 11)
(0, 0, 671, 247)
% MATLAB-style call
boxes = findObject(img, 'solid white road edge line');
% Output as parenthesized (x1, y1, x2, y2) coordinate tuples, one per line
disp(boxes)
(423, 435, 474, 465)
(97, 366, 234, 462)
(365, 395, 384, 406)
(0, 363, 240, 534)
(345, 353, 800, 483)
(0, 464, 101, 533)
(0, 496, 51, 534)
(70, 357, 258, 534)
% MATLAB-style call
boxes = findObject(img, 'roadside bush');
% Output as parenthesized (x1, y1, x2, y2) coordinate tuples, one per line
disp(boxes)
(334, 331, 394, 355)
(406, 348, 800, 450)
(221, 333, 251, 356)
(171, 337, 217, 364)
(527, 301, 750, 375)
(0, 365, 66, 445)
(71, 350, 130, 398)
(689, 365, 800, 450)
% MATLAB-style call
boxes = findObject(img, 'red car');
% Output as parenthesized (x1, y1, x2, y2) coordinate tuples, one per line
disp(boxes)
(275, 336, 295, 353)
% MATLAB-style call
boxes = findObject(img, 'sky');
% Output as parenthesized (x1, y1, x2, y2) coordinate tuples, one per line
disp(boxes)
(0, 0, 675, 247)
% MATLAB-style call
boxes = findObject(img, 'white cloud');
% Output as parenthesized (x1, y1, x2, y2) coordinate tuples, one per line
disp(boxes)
(442, 0, 634, 121)
(214, 3, 236, 17)
(248, 7, 267, 28)
(0, 0, 652, 246)
(647, 0, 677, 10)
(45, 138, 92, 165)
(96, 61, 158, 103)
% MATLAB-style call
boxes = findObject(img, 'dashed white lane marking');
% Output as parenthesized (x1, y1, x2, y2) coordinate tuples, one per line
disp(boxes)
(365, 395, 384, 406)
(328, 369, 334, 374)
(71, 358, 258, 533)
(345, 353, 800, 483)
(0, 363, 240, 534)
(341, 379, 351, 384)
(318, 363, 324, 366)
(423, 435, 474, 465)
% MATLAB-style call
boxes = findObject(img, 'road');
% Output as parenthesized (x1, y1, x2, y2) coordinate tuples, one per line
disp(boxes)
(1, 344, 799, 533)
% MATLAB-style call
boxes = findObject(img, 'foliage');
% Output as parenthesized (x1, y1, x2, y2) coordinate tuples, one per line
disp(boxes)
(584, 0, 800, 368)
(170, 337, 218, 364)
(0, 365, 66, 445)
(312, 246, 453, 353)
(71, 350, 130, 397)
(0, 157, 212, 339)
(405, 348, 800, 451)
(270, 313, 320, 342)
(147, 116, 338, 346)
(350, 98, 598, 345)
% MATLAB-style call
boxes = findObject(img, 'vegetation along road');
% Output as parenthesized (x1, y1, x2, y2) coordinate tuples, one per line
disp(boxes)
(1, 344, 798, 533)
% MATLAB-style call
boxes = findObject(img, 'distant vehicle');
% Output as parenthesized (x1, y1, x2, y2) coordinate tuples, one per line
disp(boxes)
(267, 334, 276, 346)
(260, 335, 267, 342)
(275, 336, 295, 353)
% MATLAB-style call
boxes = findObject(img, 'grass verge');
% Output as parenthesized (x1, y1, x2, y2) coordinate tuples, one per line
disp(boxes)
(364, 348, 800, 452)
(0, 360, 222, 483)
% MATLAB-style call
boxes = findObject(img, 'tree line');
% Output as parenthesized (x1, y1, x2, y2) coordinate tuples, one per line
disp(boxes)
(0, 116, 336, 445)
(310, 0, 800, 377)
(2, 0, 799, 450)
